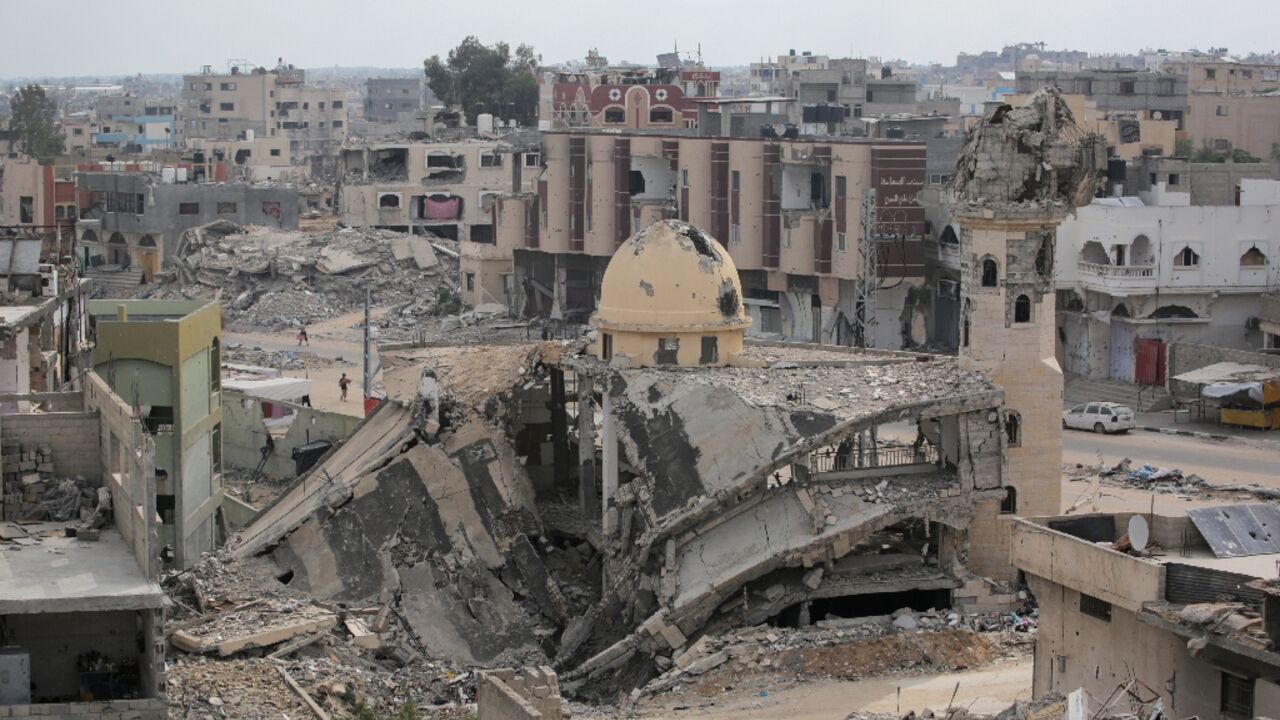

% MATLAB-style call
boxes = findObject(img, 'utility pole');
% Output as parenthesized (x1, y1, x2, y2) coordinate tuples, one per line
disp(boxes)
(362, 288, 371, 412)
(853, 188, 878, 348)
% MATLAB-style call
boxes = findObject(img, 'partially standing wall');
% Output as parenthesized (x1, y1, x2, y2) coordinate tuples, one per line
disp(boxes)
(221, 390, 362, 481)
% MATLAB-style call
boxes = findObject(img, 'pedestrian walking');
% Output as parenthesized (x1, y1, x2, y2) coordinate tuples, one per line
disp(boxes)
(297, 325, 309, 346)
(339, 372, 351, 402)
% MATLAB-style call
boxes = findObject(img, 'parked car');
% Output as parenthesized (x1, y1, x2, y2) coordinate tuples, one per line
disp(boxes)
(1063, 402, 1136, 433)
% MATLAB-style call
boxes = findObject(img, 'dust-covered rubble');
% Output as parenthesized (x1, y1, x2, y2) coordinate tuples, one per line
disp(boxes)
(143, 221, 464, 338)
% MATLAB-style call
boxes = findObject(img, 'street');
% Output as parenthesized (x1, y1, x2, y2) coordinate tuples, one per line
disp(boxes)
(1061, 427, 1278, 488)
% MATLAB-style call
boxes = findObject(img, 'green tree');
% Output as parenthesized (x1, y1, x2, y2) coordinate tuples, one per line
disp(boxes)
(9, 84, 64, 160)
(425, 37, 541, 126)
(1174, 137, 1194, 157)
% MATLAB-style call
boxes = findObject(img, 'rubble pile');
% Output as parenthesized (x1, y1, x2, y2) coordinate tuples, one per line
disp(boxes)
(1069, 458, 1280, 503)
(222, 344, 353, 371)
(643, 606, 1037, 696)
(0, 439, 98, 523)
(147, 221, 463, 337)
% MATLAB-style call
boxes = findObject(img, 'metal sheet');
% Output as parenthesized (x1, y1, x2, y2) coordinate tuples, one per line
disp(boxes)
(1187, 504, 1280, 558)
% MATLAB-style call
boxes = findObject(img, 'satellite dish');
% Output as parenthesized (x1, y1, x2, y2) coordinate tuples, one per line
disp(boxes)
(1129, 515, 1150, 553)
(1152, 111, 1163, 120)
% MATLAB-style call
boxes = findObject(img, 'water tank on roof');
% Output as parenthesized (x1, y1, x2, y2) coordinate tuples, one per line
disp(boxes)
(477, 113, 495, 133)
(245, 128, 255, 141)
(161, 167, 176, 184)
(176, 167, 188, 183)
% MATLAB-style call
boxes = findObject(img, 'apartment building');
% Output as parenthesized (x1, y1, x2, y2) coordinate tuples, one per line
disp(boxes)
(749, 52, 868, 128)
(364, 76, 425, 123)
(0, 154, 79, 235)
(1003, 92, 1178, 160)
(88, 299, 223, 569)
(538, 62, 719, 131)
(0, 247, 91, 405)
(488, 131, 927, 349)
(75, 168, 299, 283)
(1015, 69, 1189, 128)
(181, 63, 348, 162)
(93, 93, 177, 153)
(1054, 179, 1280, 383)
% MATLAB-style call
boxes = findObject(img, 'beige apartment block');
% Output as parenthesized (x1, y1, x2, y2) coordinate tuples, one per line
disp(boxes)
(1186, 92, 1280, 158)
(186, 135, 302, 181)
(494, 131, 928, 349)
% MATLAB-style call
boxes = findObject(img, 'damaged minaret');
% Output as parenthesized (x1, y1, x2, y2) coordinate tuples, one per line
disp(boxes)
(949, 87, 1105, 577)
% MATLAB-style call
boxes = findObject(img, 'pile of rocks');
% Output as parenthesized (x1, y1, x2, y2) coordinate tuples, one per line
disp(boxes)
(146, 221, 464, 337)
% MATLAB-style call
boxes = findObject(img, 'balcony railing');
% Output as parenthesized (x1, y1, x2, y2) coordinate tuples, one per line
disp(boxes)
(810, 443, 939, 473)
(1078, 261, 1155, 278)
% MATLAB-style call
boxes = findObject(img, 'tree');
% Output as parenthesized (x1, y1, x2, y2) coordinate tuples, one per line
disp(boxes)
(424, 37, 541, 126)
(1174, 137, 1194, 157)
(9, 84, 64, 160)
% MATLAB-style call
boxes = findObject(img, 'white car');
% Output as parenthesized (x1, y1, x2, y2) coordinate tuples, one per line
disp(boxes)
(1063, 402, 1136, 434)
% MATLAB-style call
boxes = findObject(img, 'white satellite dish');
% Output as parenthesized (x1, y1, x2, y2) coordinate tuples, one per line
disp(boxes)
(1128, 515, 1150, 553)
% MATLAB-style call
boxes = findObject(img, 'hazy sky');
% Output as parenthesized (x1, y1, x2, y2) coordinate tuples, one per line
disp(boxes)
(2, 0, 1274, 78)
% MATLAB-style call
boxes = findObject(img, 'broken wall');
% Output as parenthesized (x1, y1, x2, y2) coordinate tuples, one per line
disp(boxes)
(0, 411, 102, 481)
(222, 389, 362, 481)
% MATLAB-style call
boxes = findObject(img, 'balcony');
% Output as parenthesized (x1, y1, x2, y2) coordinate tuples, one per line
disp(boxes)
(1077, 261, 1157, 295)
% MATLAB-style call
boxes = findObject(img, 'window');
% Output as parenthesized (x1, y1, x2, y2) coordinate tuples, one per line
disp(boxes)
(332, 120, 343, 128)
(981, 258, 998, 287)
(649, 107, 674, 123)
(730, 225, 741, 245)
(1175, 246, 1200, 267)
(1157, 78, 1175, 96)
(1241, 247, 1267, 267)
(220, 82, 236, 91)
(1221, 672, 1253, 717)
(732, 170, 740, 192)
(681, 169, 689, 188)
(179, 202, 200, 215)
(601, 333, 613, 360)
(73, 127, 84, 136)
(1119, 80, 1135, 95)
(1241, 69, 1253, 80)
(1214, 138, 1231, 151)
(19, 196, 33, 224)
(217, 201, 237, 214)
(699, 336, 719, 365)
(1014, 295, 1032, 323)
(524, 153, 541, 167)
(1079, 593, 1112, 622)
(203, 82, 213, 91)
(835, 175, 846, 197)
(1000, 486, 1017, 514)
(219, 102, 235, 111)
(332, 100, 343, 109)
(480, 152, 502, 168)
(1216, 105, 1228, 116)
(1205, 68, 1217, 80)
(319, 101, 325, 110)
(1167, 173, 1179, 186)
(783, 228, 792, 248)
(655, 337, 680, 365)
(837, 232, 847, 252)
(1149, 172, 1158, 185)
(465, 272, 475, 292)
(604, 107, 625, 124)
(1005, 411, 1021, 447)
(211, 423, 222, 475)
(270, 148, 281, 157)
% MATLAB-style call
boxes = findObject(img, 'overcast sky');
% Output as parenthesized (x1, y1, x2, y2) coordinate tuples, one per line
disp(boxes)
(2, 0, 1273, 79)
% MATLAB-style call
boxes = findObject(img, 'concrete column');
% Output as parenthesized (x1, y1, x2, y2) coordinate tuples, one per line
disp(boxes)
(601, 390, 618, 534)
(549, 368, 570, 494)
(576, 373, 598, 519)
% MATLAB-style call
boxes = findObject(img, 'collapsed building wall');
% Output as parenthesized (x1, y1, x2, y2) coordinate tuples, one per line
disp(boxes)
(221, 389, 362, 481)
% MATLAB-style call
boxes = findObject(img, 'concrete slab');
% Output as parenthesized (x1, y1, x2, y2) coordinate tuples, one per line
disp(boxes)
(0, 524, 162, 614)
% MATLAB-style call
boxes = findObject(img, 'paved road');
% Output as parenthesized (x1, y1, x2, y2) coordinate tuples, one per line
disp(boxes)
(1062, 427, 1277, 487)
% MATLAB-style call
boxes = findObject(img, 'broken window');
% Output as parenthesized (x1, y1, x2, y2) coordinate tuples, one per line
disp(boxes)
(699, 336, 719, 365)
(211, 423, 222, 475)
(601, 333, 613, 360)
(1221, 672, 1254, 718)
(1001, 486, 1018, 514)
(1174, 246, 1200, 268)
(217, 201, 237, 214)
(604, 107, 625, 124)
(378, 193, 402, 209)
(981, 258, 998, 287)
(649, 107, 673, 123)
(1241, 247, 1267, 267)
(1080, 593, 1112, 622)
(1013, 294, 1034, 322)
(470, 224, 495, 243)
(655, 337, 680, 365)
(1005, 411, 1021, 447)
(156, 493, 176, 525)
(19, 196, 33, 224)
(1119, 80, 1136, 95)
(179, 202, 200, 215)
(465, 272, 475, 292)
(480, 152, 502, 168)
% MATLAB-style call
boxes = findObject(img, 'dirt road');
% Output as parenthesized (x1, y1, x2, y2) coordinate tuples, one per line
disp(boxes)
(634, 657, 1032, 720)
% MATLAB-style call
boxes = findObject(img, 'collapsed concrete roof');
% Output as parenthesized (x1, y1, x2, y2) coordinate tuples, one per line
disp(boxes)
(950, 86, 1106, 212)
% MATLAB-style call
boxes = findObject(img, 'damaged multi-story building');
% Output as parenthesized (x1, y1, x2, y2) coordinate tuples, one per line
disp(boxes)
(489, 130, 929, 349)
(537, 51, 720, 131)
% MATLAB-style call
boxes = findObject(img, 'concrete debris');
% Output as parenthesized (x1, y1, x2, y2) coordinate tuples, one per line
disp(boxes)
(1068, 459, 1280, 504)
(477, 667, 565, 720)
(145, 220, 461, 339)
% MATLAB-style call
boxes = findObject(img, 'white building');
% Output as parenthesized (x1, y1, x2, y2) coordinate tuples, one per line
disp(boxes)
(1055, 180, 1280, 382)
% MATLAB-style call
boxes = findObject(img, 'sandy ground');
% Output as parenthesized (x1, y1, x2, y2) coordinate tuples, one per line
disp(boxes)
(633, 657, 1033, 720)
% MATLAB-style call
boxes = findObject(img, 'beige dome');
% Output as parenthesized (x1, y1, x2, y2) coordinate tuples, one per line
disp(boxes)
(593, 221, 751, 333)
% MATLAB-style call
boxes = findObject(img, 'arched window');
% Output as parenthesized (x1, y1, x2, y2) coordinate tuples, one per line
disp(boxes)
(1014, 295, 1032, 323)
(1241, 247, 1268, 267)
(981, 257, 998, 287)
(1174, 246, 1200, 268)
(1005, 410, 1021, 447)
(1001, 485, 1018, 514)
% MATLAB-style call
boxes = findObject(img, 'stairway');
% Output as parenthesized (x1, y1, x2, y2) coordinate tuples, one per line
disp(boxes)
(1064, 374, 1172, 413)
